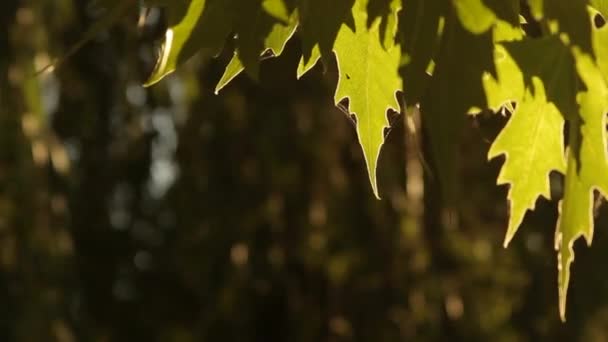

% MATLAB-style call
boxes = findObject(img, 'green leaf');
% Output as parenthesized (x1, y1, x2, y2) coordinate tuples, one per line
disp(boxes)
(482, 44, 523, 112)
(233, 0, 283, 79)
(591, 0, 608, 16)
(527, 0, 543, 19)
(333, 0, 401, 198)
(145, 0, 232, 86)
(366, 0, 401, 48)
(481, 20, 525, 111)
(215, 12, 298, 93)
(487, 36, 576, 245)
(145, 0, 203, 85)
(215, 56, 247, 94)
(487, 0, 521, 26)
(262, 0, 293, 21)
(146, 0, 282, 85)
(503, 36, 577, 121)
(452, 0, 520, 35)
(298, 0, 355, 66)
(297, 45, 321, 78)
(453, 0, 497, 34)
(527, 0, 592, 53)
(366, 0, 392, 25)
(488, 76, 566, 247)
(492, 18, 524, 43)
(555, 52, 608, 321)
(297, 0, 402, 197)
(592, 8, 608, 82)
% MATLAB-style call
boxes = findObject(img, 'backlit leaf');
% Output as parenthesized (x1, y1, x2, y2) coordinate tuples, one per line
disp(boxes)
(297, 0, 402, 197)
(298, 0, 355, 66)
(453, 0, 496, 34)
(487, 36, 575, 245)
(555, 52, 608, 321)
(488, 77, 566, 247)
(215, 12, 298, 93)
(145, 0, 232, 86)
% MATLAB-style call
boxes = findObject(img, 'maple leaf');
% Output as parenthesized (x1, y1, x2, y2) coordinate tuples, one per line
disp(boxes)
(233, 0, 283, 79)
(452, 0, 519, 34)
(298, 0, 402, 198)
(146, 0, 281, 86)
(262, 0, 294, 22)
(593, 8, 608, 82)
(488, 77, 566, 247)
(145, 0, 233, 86)
(453, 0, 497, 34)
(366, 0, 401, 48)
(298, 0, 355, 66)
(527, 0, 592, 54)
(215, 12, 298, 93)
(487, 36, 576, 246)
(556, 52, 608, 321)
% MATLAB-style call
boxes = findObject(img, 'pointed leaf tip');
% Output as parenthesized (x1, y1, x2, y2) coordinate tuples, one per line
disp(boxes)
(330, 0, 401, 199)
(554, 51, 608, 323)
(362, 145, 381, 199)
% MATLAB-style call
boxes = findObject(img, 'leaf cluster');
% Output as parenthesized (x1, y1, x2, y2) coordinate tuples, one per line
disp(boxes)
(94, 0, 608, 321)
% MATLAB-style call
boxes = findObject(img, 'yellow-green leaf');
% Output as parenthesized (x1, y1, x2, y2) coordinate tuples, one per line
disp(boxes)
(488, 77, 566, 247)
(215, 12, 298, 93)
(333, 0, 401, 197)
(145, 0, 232, 86)
(556, 52, 608, 321)
(488, 36, 575, 245)
(262, 0, 292, 21)
(297, 0, 402, 197)
(453, 0, 496, 34)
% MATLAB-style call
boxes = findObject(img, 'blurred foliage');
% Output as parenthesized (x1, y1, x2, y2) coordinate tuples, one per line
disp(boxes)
(2, 0, 608, 341)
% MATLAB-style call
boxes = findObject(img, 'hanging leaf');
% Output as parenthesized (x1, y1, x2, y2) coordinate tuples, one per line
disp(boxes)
(488, 78, 566, 247)
(146, 0, 282, 85)
(452, 0, 497, 34)
(232, 0, 284, 79)
(262, 0, 294, 22)
(527, 0, 592, 53)
(298, 0, 402, 197)
(452, 0, 519, 35)
(487, 36, 575, 245)
(555, 51, 608, 321)
(297, 0, 355, 66)
(592, 7, 608, 81)
(145, 0, 233, 86)
(333, 1, 401, 198)
(504, 36, 578, 121)
(366, 0, 400, 48)
(482, 21, 525, 111)
(215, 12, 298, 93)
